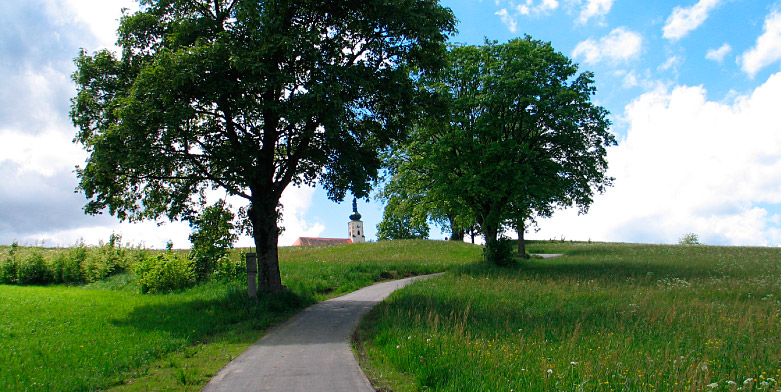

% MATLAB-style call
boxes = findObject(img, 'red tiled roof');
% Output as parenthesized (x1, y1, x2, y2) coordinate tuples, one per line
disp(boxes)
(292, 237, 353, 247)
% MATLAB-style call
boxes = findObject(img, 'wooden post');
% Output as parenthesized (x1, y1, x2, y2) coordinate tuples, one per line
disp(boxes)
(246, 253, 257, 298)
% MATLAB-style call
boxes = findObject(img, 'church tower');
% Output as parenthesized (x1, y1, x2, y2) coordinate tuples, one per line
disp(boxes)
(348, 198, 365, 243)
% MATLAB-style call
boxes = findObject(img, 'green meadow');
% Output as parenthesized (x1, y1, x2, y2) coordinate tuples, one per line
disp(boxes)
(0, 240, 481, 391)
(356, 242, 781, 392)
(4, 240, 780, 391)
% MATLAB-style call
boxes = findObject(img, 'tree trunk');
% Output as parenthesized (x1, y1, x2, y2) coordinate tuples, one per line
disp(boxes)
(482, 220, 500, 264)
(250, 199, 283, 293)
(450, 228, 465, 241)
(517, 224, 527, 258)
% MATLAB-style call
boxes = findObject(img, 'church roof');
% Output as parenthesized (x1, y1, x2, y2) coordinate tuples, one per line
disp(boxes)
(292, 237, 353, 247)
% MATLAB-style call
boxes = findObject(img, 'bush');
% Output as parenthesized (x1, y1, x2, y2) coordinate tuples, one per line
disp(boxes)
(0, 241, 20, 284)
(0, 256, 19, 284)
(135, 252, 196, 294)
(189, 200, 237, 281)
(17, 252, 52, 284)
(82, 235, 130, 282)
(483, 236, 515, 266)
(211, 254, 246, 282)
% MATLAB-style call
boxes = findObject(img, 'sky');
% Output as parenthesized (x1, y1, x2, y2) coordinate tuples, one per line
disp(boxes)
(1, 0, 781, 248)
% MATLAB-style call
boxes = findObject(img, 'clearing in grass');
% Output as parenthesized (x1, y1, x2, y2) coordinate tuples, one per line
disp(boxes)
(356, 241, 781, 392)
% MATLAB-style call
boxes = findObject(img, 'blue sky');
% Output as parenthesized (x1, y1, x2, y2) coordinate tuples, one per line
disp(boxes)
(2, 0, 781, 248)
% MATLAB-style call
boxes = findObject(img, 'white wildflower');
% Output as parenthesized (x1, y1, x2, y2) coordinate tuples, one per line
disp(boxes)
(745, 378, 754, 385)
(707, 382, 718, 389)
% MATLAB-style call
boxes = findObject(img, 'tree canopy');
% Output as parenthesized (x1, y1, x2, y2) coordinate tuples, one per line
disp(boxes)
(71, 0, 456, 291)
(381, 37, 615, 264)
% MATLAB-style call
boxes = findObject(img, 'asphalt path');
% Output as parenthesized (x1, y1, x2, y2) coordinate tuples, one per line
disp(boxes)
(202, 274, 442, 392)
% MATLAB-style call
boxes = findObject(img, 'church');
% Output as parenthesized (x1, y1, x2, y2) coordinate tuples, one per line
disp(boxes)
(291, 198, 366, 246)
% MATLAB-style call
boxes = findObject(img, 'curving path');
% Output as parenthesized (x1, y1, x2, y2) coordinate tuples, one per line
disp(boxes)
(202, 274, 441, 392)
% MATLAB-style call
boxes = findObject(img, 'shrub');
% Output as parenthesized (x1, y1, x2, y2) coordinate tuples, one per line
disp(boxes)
(211, 253, 246, 282)
(0, 256, 19, 284)
(483, 236, 515, 266)
(188, 201, 237, 281)
(17, 252, 51, 284)
(1, 241, 20, 284)
(82, 235, 129, 282)
(135, 252, 196, 294)
(64, 244, 88, 283)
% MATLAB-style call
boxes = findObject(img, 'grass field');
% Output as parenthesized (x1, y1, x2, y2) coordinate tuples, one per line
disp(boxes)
(0, 240, 482, 391)
(356, 241, 781, 392)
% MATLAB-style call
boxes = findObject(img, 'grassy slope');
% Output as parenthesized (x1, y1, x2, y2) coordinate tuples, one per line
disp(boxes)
(357, 241, 781, 392)
(0, 240, 481, 391)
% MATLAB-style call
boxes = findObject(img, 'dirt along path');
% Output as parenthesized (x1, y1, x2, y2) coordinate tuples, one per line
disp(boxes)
(202, 273, 442, 392)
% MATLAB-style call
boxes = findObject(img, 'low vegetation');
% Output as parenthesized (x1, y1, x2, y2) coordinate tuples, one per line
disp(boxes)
(0, 239, 481, 391)
(357, 241, 781, 392)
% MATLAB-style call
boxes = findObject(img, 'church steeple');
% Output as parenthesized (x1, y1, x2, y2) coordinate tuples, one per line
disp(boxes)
(348, 197, 365, 243)
(349, 197, 362, 221)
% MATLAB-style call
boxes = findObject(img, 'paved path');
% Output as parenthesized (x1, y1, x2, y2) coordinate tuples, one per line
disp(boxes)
(202, 274, 441, 392)
(536, 253, 564, 259)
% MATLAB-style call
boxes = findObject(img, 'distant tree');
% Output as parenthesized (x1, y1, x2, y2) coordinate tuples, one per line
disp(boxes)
(70, 0, 456, 292)
(403, 38, 615, 264)
(377, 141, 474, 242)
(678, 233, 700, 245)
(376, 196, 430, 240)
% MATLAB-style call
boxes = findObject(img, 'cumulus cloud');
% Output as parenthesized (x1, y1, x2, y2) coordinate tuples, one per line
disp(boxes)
(535, 72, 781, 246)
(706, 43, 732, 62)
(277, 185, 326, 246)
(0, 1, 324, 248)
(495, 0, 560, 32)
(572, 27, 643, 64)
(663, 0, 722, 41)
(577, 0, 614, 25)
(739, 10, 781, 78)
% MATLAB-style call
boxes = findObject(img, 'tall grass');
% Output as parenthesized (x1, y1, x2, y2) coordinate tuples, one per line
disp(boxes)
(358, 242, 781, 392)
(0, 240, 481, 391)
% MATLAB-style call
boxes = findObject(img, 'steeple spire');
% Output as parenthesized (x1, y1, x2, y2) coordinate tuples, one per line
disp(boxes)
(349, 197, 362, 221)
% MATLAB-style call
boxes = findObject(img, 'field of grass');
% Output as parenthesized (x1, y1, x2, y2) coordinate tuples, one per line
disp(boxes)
(357, 241, 781, 392)
(0, 240, 482, 391)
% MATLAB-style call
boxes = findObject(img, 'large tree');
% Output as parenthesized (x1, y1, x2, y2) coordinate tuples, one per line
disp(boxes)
(398, 38, 615, 264)
(70, 0, 456, 292)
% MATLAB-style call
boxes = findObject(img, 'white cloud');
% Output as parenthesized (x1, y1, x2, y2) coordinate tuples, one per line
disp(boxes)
(496, 0, 560, 32)
(573, 27, 643, 64)
(577, 0, 614, 25)
(739, 10, 781, 78)
(0, 2, 326, 249)
(56, 0, 139, 51)
(277, 185, 326, 246)
(663, 0, 722, 41)
(0, 128, 86, 177)
(496, 8, 519, 33)
(515, 0, 559, 15)
(658, 55, 683, 72)
(535, 72, 781, 246)
(706, 43, 732, 62)
(615, 69, 658, 90)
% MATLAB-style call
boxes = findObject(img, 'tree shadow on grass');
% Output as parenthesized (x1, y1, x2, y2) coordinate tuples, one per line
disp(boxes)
(111, 285, 314, 344)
